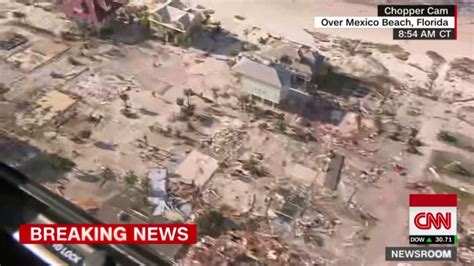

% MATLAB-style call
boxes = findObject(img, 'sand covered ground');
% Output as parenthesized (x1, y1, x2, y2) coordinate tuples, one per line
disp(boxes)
(189, 0, 474, 102)
(189, 0, 473, 60)
(187, 1, 474, 265)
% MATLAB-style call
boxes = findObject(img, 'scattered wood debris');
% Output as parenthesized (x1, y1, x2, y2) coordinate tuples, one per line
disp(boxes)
(71, 198, 99, 212)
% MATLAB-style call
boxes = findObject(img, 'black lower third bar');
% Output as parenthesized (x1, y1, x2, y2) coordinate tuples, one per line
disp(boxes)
(409, 235, 456, 244)
(393, 28, 455, 40)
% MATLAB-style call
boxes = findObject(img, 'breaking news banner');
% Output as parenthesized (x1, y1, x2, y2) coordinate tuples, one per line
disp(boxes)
(314, 5, 457, 40)
(409, 194, 457, 245)
(19, 224, 197, 244)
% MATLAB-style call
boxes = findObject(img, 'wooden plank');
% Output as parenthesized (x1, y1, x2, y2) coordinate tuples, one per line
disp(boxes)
(324, 154, 344, 190)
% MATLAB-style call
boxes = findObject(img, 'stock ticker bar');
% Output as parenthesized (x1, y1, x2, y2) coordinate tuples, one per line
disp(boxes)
(393, 28, 456, 40)
(409, 235, 456, 245)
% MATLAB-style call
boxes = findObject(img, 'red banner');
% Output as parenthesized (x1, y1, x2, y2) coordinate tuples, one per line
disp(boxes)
(409, 194, 457, 207)
(19, 224, 197, 244)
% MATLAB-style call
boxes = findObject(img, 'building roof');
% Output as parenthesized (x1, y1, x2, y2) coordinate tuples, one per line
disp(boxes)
(256, 44, 315, 76)
(175, 150, 218, 187)
(148, 168, 167, 198)
(157, 5, 185, 23)
(233, 57, 291, 88)
(147, 168, 168, 215)
(152, 1, 197, 31)
(37, 90, 76, 112)
(176, 12, 192, 29)
(284, 163, 316, 187)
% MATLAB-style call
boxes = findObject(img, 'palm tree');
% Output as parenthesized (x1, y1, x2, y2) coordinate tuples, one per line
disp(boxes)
(243, 28, 250, 41)
(355, 112, 362, 132)
(124, 171, 138, 188)
(140, 176, 150, 195)
(100, 167, 115, 187)
(184, 88, 194, 106)
(137, 10, 152, 33)
(0, 83, 9, 101)
(176, 97, 184, 106)
(237, 94, 249, 111)
(211, 88, 219, 104)
(119, 91, 130, 107)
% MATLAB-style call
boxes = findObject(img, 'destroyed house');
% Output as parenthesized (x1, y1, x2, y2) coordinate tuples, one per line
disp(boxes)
(0, 32, 27, 51)
(58, 0, 126, 26)
(256, 44, 329, 90)
(233, 57, 291, 105)
(149, 0, 202, 39)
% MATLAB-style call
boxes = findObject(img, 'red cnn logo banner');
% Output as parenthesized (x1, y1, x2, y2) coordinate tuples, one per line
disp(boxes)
(19, 224, 197, 244)
(409, 194, 457, 236)
(414, 213, 451, 230)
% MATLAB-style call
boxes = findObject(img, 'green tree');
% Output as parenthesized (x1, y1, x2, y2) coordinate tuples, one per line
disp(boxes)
(137, 10, 152, 34)
(100, 167, 115, 187)
(197, 211, 225, 237)
(124, 171, 138, 187)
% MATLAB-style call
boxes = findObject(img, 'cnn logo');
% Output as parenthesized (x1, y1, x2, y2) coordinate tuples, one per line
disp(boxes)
(409, 194, 457, 236)
(414, 212, 451, 230)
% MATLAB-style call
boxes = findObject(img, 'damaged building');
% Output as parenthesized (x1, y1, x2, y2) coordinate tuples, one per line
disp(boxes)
(149, 0, 203, 43)
(174, 150, 218, 187)
(232, 57, 291, 106)
(0, 31, 27, 51)
(234, 43, 330, 108)
(58, 0, 127, 28)
(256, 44, 329, 89)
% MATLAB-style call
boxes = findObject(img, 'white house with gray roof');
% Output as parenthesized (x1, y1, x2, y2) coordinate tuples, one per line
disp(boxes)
(150, 0, 202, 39)
(233, 57, 291, 105)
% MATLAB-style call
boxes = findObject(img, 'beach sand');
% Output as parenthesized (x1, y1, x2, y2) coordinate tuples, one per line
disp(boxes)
(189, 0, 473, 61)
(189, 0, 474, 106)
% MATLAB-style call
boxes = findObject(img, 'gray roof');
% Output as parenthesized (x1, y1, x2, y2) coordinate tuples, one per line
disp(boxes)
(153, 1, 196, 31)
(256, 44, 315, 76)
(233, 57, 291, 88)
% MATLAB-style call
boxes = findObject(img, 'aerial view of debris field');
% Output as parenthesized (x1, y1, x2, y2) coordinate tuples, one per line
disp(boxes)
(0, 0, 473, 265)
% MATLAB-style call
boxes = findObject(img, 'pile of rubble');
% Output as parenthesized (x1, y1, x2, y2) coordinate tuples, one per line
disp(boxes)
(294, 213, 338, 239)
(179, 230, 318, 265)
(136, 137, 174, 163)
(458, 228, 474, 264)
(168, 181, 199, 203)
(459, 247, 474, 264)
(358, 167, 384, 184)
(203, 128, 248, 161)
(238, 153, 270, 177)
(315, 125, 378, 158)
